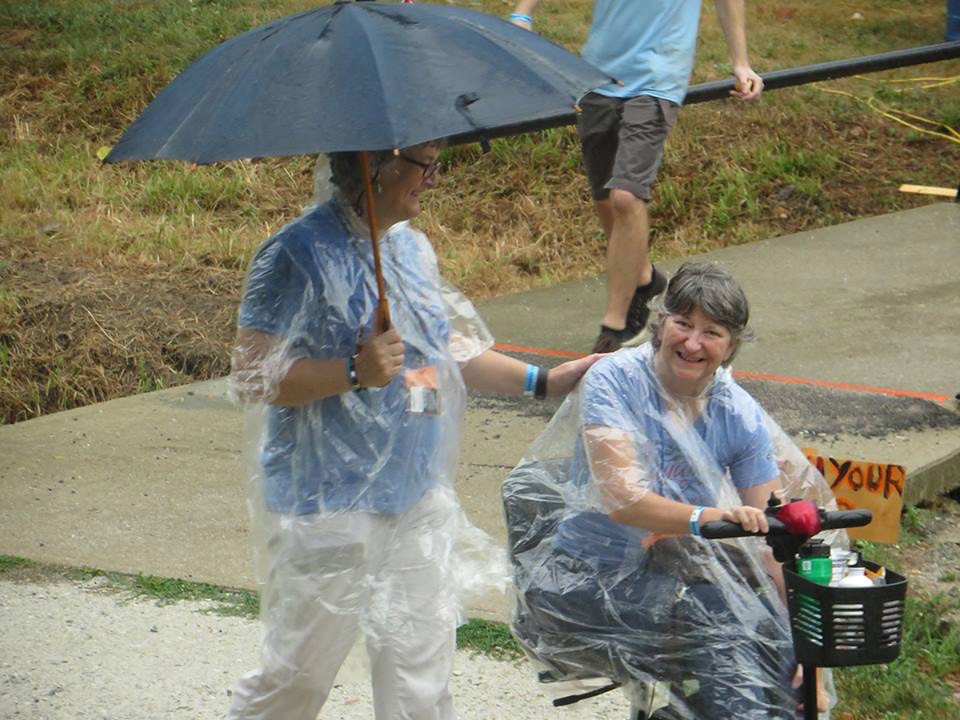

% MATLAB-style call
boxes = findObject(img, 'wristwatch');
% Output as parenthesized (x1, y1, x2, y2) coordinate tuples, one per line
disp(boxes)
(346, 354, 361, 390)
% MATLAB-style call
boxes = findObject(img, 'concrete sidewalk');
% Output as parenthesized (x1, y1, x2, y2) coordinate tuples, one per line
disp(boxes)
(2, 202, 958, 623)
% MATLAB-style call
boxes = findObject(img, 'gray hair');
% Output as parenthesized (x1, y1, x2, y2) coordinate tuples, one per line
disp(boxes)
(323, 140, 446, 207)
(326, 149, 396, 201)
(649, 262, 753, 365)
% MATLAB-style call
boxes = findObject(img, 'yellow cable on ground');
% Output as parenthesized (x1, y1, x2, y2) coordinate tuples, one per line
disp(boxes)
(861, 73, 960, 90)
(866, 96, 960, 141)
(814, 77, 960, 145)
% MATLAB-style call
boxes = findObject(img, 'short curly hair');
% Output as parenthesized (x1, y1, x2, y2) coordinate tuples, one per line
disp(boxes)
(327, 140, 445, 201)
(327, 149, 395, 199)
(648, 262, 753, 366)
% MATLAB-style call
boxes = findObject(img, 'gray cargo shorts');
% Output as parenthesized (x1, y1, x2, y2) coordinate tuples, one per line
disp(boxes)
(576, 92, 679, 201)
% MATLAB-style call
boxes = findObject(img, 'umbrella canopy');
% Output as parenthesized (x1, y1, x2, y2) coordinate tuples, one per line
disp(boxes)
(104, 0, 613, 164)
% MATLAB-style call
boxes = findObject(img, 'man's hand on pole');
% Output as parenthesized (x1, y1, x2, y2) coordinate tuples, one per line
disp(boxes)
(730, 66, 764, 100)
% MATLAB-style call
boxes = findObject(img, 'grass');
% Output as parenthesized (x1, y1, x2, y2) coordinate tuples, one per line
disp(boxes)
(834, 593, 960, 719)
(0, 553, 259, 618)
(456, 617, 524, 660)
(827, 502, 960, 718)
(856, 504, 938, 572)
(2, 0, 957, 299)
(136, 355, 164, 393)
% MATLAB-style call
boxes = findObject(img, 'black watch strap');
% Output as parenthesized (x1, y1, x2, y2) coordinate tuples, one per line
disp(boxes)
(534, 366, 548, 400)
(346, 354, 361, 389)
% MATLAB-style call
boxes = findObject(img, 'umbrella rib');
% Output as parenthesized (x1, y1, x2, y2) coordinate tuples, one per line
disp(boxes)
(348, 7, 401, 150)
(439, 10, 611, 99)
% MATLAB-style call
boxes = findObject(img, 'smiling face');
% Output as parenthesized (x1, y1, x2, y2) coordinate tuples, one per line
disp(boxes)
(654, 307, 738, 396)
(372, 144, 440, 228)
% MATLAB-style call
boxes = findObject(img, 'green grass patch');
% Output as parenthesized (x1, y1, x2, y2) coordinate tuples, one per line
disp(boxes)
(456, 618, 523, 660)
(127, 574, 260, 617)
(136, 355, 165, 393)
(0, 554, 259, 618)
(0, 288, 21, 319)
(834, 593, 960, 719)
(836, 511, 960, 718)
(934, 100, 960, 132)
(0, 554, 37, 573)
(854, 505, 938, 572)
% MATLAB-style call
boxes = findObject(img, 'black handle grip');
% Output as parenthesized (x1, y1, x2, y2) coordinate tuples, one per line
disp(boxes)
(820, 508, 872, 531)
(699, 508, 872, 539)
(700, 517, 785, 539)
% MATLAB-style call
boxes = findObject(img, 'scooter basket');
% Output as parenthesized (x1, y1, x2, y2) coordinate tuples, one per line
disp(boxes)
(784, 561, 907, 667)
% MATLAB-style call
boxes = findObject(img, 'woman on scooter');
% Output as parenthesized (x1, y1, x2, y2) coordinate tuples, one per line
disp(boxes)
(506, 262, 833, 719)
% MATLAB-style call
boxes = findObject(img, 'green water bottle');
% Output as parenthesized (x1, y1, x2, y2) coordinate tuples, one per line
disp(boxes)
(794, 540, 832, 642)
(796, 539, 832, 585)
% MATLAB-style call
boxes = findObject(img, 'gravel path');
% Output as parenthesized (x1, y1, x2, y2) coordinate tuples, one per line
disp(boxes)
(8, 493, 959, 720)
(0, 577, 629, 720)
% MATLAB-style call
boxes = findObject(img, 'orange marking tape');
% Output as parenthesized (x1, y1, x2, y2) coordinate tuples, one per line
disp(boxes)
(732, 370, 949, 404)
(493, 343, 586, 359)
(492, 343, 950, 404)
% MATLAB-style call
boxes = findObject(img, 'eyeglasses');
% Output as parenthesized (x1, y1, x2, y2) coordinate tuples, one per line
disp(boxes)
(398, 153, 442, 179)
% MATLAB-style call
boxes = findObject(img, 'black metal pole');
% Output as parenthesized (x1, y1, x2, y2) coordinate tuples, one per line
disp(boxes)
(803, 664, 818, 720)
(684, 41, 960, 105)
(454, 41, 960, 147)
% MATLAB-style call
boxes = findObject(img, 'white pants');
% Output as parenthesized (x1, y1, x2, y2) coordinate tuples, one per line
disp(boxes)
(227, 491, 459, 720)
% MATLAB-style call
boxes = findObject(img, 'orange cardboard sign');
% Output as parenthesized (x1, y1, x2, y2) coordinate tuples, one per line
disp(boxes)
(803, 449, 906, 544)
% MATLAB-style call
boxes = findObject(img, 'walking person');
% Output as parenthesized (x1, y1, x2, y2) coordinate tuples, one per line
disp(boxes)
(226, 141, 599, 720)
(510, 1, 764, 352)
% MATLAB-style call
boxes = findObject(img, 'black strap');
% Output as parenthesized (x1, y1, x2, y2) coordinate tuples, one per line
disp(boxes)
(534, 366, 548, 400)
(552, 681, 621, 707)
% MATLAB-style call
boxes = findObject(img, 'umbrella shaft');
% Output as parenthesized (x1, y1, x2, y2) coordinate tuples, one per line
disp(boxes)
(360, 151, 391, 332)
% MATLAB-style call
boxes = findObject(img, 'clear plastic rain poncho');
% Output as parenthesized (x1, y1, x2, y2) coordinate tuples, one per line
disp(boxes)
(504, 343, 844, 719)
(228, 187, 504, 712)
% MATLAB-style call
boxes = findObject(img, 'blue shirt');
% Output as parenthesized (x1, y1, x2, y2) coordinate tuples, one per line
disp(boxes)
(582, 0, 702, 103)
(557, 346, 778, 564)
(237, 200, 460, 515)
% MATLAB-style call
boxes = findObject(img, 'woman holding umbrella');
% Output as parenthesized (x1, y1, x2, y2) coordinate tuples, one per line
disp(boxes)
(98, 3, 615, 718)
(227, 140, 599, 720)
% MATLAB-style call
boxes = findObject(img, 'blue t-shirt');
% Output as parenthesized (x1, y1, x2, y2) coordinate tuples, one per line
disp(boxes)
(582, 0, 702, 103)
(237, 201, 456, 515)
(557, 347, 778, 564)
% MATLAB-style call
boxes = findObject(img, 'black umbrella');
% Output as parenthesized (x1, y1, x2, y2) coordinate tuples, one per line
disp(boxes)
(104, 0, 612, 327)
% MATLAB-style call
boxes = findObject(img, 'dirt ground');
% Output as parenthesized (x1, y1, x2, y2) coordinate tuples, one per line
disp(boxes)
(0, 234, 241, 425)
(898, 492, 960, 606)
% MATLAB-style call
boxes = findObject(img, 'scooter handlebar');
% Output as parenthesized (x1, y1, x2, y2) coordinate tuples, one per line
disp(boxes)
(700, 508, 872, 540)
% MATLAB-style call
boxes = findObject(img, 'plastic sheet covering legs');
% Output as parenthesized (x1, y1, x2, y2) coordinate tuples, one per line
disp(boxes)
(227, 490, 458, 720)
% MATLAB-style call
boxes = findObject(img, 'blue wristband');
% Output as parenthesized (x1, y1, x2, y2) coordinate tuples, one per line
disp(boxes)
(689, 506, 706, 536)
(510, 12, 533, 24)
(523, 363, 538, 396)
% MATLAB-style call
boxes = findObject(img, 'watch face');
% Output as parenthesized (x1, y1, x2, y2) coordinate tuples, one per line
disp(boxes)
(347, 355, 360, 389)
